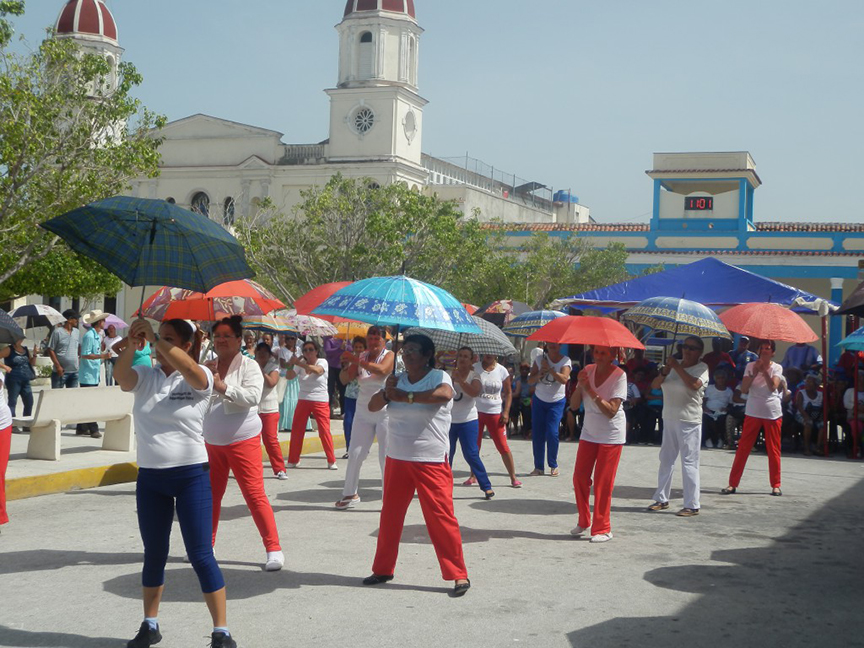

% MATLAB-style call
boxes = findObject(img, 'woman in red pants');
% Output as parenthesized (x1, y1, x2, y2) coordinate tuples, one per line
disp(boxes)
(204, 316, 283, 571)
(286, 339, 337, 469)
(362, 334, 470, 597)
(723, 339, 784, 496)
(569, 345, 627, 543)
(255, 343, 287, 480)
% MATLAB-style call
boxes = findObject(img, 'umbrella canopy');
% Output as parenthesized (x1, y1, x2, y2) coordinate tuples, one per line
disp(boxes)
(294, 282, 353, 322)
(11, 304, 65, 329)
(622, 297, 730, 339)
(408, 316, 517, 357)
(241, 312, 300, 334)
(836, 280, 864, 317)
(502, 310, 567, 338)
(275, 310, 339, 337)
(461, 303, 479, 315)
(528, 316, 645, 350)
(41, 196, 254, 293)
(719, 303, 818, 343)
(312, 275, 481, 334)
(333, 319, 391, 341)
(839, 327, 864, 352)
(476, 299, 531, 327)
(83, 313, 129, 331)
(136, 280, 284, 321)
(0, 308, 26, 345)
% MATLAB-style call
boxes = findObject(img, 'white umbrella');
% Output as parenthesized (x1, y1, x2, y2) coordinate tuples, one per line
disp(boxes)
(11, 304, 66, 328)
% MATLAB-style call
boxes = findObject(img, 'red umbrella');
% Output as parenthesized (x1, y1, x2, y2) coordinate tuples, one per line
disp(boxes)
(461, 302, 479, 315)
(527, 316, 645, 349)
(294, 282, 354, 323)
(136, 280, 285, 321)
(719, 303, 818, 343)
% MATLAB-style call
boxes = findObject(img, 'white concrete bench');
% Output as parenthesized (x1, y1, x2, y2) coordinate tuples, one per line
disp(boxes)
(13, 387, 135, 461)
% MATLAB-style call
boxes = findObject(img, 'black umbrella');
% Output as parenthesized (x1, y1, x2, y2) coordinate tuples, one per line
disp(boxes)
(837, 280, 864, 317)
(0, 308, 26, 345)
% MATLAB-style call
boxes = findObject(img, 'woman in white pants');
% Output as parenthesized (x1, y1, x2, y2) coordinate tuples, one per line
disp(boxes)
(335, 326, 394, 509)
(647, 336, 708, 517)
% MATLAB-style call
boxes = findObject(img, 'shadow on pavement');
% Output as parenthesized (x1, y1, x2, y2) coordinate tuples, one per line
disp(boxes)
(0, 626, 122, 648)
(566, 477, 864, 648)
(0, 550, 142, 576)
(468, 497, 573, 516)
(374, 523, 570, 544)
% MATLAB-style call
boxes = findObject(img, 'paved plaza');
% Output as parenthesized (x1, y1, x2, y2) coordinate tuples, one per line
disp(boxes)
(1, 437, 863, 648)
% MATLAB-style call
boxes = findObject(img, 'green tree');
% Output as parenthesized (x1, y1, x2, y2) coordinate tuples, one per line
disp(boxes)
(0, 1, 24, 48)
(0, 14, 164, 299)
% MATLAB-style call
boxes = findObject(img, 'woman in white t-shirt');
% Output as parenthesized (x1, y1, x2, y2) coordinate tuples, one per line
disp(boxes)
(286, 338, 337, 469)
(101, 324, 123, 386)
(528, 342, 572, 477)
(336, 326, 394, 509)
(363, 334, 470, 597)
(0, 363, 12, 530)
(723, 339, 784, 496)
(569, 345, 627, 543)
(449, 347, 494, 499)
(472, 354, 521, 488)
(255, 342, 287, 480)
(204, 316, 282, 572)
(114, 318, 239, 648)
(648, 336, 708, 516)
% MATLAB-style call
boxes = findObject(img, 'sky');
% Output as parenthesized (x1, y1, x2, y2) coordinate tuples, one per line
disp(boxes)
(8, 1, 864, 224)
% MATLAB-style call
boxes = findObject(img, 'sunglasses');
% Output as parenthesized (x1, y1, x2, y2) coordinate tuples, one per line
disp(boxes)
(682, 344, 702, 352)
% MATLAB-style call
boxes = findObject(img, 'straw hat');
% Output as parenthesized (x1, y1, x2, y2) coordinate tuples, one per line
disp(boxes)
(83, 309, 110, 326)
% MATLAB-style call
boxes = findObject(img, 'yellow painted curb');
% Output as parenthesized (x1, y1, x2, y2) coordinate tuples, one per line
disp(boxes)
(7, 434, 346, 502)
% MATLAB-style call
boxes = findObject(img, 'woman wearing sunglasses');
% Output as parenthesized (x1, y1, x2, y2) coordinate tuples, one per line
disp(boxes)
(285, 339, 337, 469)
(647, 336, 708, 517)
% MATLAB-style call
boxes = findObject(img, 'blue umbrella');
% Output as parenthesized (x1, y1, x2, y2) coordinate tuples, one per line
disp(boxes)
(838, 327, 864, 352)
(622, 296, 730, 339)
(501, 310, 567, 338)
(40, 196, 254, 294)
(312, 275, 481, 334)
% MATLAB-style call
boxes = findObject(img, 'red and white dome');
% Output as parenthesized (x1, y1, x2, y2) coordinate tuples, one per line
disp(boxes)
(55, 0, 118, 43)
(344, 0, 416, 20)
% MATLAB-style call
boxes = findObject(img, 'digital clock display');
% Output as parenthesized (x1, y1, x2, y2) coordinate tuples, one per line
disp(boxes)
(685, 196, 714, 211)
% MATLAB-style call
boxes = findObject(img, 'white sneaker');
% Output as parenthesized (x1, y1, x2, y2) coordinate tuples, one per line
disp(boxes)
(286, 463, 297, 468)
(570, 525, 589, 537)
(590, 532, 613, 543)
(328, 462, 339, 470)
(705, 439, 714, 449)
(275, 471, 288, 480)
(265, 550, 284, 572)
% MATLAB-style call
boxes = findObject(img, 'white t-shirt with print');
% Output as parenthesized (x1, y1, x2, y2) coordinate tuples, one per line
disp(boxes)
(704, 385, 733, 415)
(744, 361, 783, 420)
(473, 362, 510, 415)
(298, 358, 329, 402)
(356, 348, 392, 420)
(580, 365, 628, 445)
(258, 358, 281, 414)
(661, 362, 709, 424)
(130, 365, 213, 469)
(450, 369, 479, 424)
(532, 355, 572, 403)
(386, 370, 454, 463)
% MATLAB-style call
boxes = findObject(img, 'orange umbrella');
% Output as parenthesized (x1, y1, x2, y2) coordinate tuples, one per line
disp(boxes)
(294, 282, 353, 322)
(719, 303, 818, 343)
(136, 280, 284, 321)
(527, 316, 645, 349)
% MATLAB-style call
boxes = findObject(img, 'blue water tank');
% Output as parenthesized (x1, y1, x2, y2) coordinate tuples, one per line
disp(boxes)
(553, 190, 579, 203)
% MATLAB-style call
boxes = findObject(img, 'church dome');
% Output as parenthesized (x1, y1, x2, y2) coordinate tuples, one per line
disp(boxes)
(343, 0, 416, 20)
(55, 0, 118, 44)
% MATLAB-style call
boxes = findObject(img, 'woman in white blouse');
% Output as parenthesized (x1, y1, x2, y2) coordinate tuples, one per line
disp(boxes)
(528, 342, 572, 477)
(255, 342, 287, 480)
(569, 345, 627, 543)
(362, 334, 470, 597)
(285, 338, 337, 469)
(204, 316, 283, 572)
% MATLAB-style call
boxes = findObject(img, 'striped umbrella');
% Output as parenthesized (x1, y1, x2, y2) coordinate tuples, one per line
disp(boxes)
(502, 310, 567, 338)
(277, 310, 338, 337)
(241, 312, 300, 334)
(408, 316, 517, 357)
(622, 297, 730, 339)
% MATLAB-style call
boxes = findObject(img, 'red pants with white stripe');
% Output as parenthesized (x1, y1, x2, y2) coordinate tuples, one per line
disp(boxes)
(288, 400, 335, 465)
(728, 415, 782, 489)
(259, 412, 286, 475)
(372, 457, 468, 581)
(573, 440, 623, 536)
(0, 425, 11, 525)
(206, 436, 281, 551)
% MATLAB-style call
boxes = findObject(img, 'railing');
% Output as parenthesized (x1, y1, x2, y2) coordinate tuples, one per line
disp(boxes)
(279, 144, 327, 165)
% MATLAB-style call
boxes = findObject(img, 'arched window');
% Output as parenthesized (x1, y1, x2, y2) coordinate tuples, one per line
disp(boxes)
(165, 197, 176, 204)
(223, 198, 236, 226)
(359, 31, 374, 80)
(191, 192, 210, 218)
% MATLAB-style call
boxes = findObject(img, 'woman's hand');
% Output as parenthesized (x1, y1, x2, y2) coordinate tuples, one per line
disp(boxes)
(341, 351, 359, 366)
(212, 372, 227, 395)
(130, 319, 156, 344)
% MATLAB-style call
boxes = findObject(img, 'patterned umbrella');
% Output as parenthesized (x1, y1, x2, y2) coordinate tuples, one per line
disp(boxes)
(312, 275, 481, 333)
(408, 316, 517, 357)
(0, 308, 26, 345)
(11, 304, 66, 329)
(241, 312, 300, 334)
(719, 303, 818, 343)
(476, 299, 531, 327)
(622, 297, 730, 339)
(276, 310, 338, 337)
(502, 310, 567, 338)
(41, 196, 254, 294)
(136, 280, 284, 321)
(293, 282, 353, 322)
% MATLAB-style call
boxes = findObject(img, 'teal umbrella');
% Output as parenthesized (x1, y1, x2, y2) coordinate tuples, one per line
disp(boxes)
(502, 310, 567, 338)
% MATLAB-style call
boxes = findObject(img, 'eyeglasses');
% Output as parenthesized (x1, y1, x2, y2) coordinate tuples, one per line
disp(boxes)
(682, 344, 702, 352)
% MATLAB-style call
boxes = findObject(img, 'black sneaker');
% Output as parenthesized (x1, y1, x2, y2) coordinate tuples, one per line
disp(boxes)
(211, 631, 237, 648)
(127, 621, 161, 647)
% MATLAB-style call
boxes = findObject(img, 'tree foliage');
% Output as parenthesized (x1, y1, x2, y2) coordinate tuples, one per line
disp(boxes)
(0, 1, 24, 48)
(237, 175, 634, 310)
(0, 17, 164, 299)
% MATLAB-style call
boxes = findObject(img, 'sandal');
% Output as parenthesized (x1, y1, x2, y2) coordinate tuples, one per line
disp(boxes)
(771, 488, 782, 497)
(528, 469, 544, 477)
(462, 477, 477, 487)
(362, 574, 394, 585)
(550, 468, 560, 477)
(720, 487, 737, 495)
(335, 495, 360, 509)
(511, 479, 522, 488)
(451, 579, 471, 597)
(484, 490, 495, 500)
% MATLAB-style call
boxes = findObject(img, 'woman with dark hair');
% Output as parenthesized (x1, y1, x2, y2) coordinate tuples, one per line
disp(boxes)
(528, 342, 572, 477)
(449, 346, 494, 499)
(114, 318, 239, 648)
(204, 316, 283, 571)
(276, 333, 300, 431)
(723, 339, 784, 496)
(472, 354, 521, 488)
(339, 335, 367, 459)
(285, 338, 337, 469)
(255, 342, 287, 480)
(647, 336, 708, 517)
(363, 334, 470, 596)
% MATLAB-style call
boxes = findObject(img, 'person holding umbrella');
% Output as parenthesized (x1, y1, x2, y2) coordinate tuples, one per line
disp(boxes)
(647, 336, 708, 517)
(527, 342, 572, 477)
(722, 339, 784, 496)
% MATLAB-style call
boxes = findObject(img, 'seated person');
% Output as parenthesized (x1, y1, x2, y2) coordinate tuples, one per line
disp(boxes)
(623, 372, 642, 444)
(510, 362, 534, 438)
(702, 338, 736, 384)
(724, 385, 748, 449)
(702, 368, 733, 448)
(782, 342, 822, 374)
(795, 373, 824, 455)
(644, 384, 664, 444)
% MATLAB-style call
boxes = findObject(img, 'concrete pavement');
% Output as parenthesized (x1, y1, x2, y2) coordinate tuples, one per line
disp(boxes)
(1, 437, 863, 647)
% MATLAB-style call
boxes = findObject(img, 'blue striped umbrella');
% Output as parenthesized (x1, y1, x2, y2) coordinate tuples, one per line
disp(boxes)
(501, 310, 567, 338)
(312, 275, 481, 333)
(622, 296, 730, 339)
(40, 196, 254, 294)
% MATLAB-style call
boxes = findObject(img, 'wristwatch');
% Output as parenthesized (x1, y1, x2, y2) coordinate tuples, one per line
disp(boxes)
(407, 392, 414, 404)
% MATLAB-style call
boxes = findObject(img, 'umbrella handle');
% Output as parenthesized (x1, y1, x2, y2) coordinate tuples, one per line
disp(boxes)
(392, 324, 400, 376)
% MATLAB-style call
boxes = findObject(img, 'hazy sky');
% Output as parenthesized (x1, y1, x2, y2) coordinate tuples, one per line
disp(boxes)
(9, 1, 864, 224)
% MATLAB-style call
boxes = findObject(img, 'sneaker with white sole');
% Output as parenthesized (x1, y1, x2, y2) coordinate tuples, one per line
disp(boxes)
(328, 462, 339, 470)
(265, 550, 284, 571)
(590, 532, 613, 543)
(570, 525, 589, 537)
(275, 471, 288, 480)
